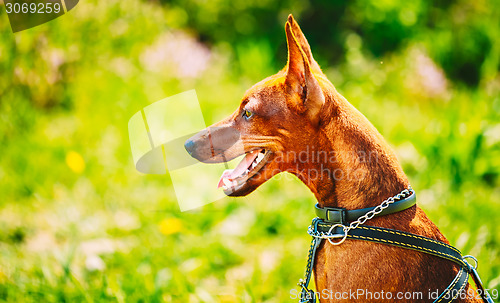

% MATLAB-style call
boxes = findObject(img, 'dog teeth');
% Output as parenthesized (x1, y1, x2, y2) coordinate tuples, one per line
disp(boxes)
(256, 153, 264, 163)
(223, 178, 232, 188)
(222, 178, 238, 189)
(247, 150, 265, 172)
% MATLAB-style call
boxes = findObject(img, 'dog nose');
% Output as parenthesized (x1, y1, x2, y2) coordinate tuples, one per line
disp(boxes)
(184, 139, 196, 156)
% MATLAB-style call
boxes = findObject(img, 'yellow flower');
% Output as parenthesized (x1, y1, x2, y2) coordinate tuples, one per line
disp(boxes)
(159, 218, 183, 235)
(0, 270, 7, 283)
(66, 151, 85, 173)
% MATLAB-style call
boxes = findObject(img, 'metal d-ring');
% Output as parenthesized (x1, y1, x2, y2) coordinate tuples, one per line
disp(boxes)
(327, 223, 348, 245)
(463, 255, 478, 270)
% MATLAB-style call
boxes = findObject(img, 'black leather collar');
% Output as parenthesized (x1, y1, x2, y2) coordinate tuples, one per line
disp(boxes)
(314, 190, 416, 224)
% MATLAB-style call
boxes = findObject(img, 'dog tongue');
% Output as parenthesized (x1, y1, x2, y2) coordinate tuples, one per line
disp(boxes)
(217, 150, 261, 188)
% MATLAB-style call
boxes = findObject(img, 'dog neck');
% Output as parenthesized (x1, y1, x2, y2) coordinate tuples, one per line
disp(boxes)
(293, 89, 409, 210)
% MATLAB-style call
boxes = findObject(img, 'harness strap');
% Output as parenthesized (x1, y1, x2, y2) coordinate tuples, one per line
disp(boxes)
(315, 191, 417, 225)
(316, 224, 467, 268)
(435, 266, 469, 303)
(299, 221, 494, 303)
(469, 264, 495, 303)
(298, 219, 321, 303)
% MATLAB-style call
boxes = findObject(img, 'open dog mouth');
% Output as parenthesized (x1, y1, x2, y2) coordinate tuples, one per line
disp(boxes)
(217, 149, 272, 192)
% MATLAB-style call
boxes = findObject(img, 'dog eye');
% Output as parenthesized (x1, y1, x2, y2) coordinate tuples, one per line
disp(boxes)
(242, 109, 253, 120)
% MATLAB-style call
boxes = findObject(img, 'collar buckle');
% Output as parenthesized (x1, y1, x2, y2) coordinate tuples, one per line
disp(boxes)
(326, 207, 347, 225)
(315, 204, 347, 225)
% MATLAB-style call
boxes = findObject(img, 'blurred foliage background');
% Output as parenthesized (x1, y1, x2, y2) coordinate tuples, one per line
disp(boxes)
(0, 0, 499, 302)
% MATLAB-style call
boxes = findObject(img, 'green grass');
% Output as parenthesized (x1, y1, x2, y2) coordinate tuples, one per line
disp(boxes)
(0, 0, 499, 302)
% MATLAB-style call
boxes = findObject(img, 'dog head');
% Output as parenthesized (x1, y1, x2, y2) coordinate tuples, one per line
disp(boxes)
(185, 15, 333, 196)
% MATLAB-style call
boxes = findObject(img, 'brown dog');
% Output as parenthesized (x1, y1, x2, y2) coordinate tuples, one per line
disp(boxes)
(185, 15, 480, 302)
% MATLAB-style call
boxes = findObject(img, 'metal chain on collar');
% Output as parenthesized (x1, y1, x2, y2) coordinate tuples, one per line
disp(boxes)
(308, 186, 413, 245)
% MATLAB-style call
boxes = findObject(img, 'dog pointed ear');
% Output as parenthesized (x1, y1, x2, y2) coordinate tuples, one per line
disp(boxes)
(287, 14, 322, 75)
(285, 21, 325, 126)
